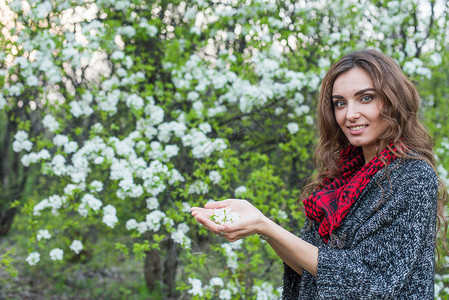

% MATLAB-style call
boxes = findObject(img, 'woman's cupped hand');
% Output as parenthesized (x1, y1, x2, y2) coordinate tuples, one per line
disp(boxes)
(191, 199, 268, 242)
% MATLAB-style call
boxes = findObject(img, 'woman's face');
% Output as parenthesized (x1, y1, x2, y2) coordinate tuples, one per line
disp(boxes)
(332, 67, 389, 163)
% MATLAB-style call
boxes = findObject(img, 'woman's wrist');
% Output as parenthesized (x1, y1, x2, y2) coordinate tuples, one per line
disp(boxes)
(257, 216, 276, 240)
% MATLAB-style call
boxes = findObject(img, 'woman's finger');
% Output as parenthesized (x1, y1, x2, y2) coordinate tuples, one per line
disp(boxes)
(204, 199, 234, 209)
(190, 207, 214, 217)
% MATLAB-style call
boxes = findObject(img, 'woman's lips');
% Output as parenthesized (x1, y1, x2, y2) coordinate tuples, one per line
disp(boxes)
(347, 124, 368, 134)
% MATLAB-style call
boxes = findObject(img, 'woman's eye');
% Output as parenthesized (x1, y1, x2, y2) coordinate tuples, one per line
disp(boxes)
(361, 95, 373, 102)
(333, 100, 345, 108)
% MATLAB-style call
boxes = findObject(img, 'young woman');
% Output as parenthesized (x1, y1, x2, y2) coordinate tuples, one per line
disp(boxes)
(191, 49, 448, 299)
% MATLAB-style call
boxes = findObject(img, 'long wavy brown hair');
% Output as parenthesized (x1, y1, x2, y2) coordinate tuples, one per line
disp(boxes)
(302, 49, 448, 256)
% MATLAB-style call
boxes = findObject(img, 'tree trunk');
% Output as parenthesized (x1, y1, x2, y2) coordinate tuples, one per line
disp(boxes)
(144, 248, 162, 291)
(163, 239, 178, 299)
(143, 239, 179, 299)
(0, 207, 17, 236)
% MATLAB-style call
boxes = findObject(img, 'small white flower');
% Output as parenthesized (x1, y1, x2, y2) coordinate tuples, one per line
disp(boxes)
(70, 240, 83, 254)
(145, 210, 166, 232)
(136, 221, 148, 234)
(126, 219, 138, 230)
(210, 277, 224, 287)
(219, 289, 232, 300)
(146, 197, 159, 210)
(209, 171, 222, 184)
(103, 213, 118, 228)
(181, 202, 191, 213)
(26, 252, 40, 266)
(187, 277, 204, 297)
(277, 210, 288, 220)
(235, 186, 247, 196)
(111, 51, 125, 60)
(199, 122, 212, 133)
(36, 229, 52, 241)
(171, 224, 191, 248)
(287, 122, 299, 134)
(64, 141, 78, 153)
(89, 180, 103, 193)
(42, 114, 59, 132)
(49, 248, 63, 261)
(217, 159, 225, 168)
(212, 207, 240, 225)
(53, 134, 69, 146)
(81, 194, 102, 211)
(188, 180, 209, 195)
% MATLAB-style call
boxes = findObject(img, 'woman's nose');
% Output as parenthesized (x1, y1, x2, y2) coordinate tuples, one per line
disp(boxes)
(346, 103, 361, 121)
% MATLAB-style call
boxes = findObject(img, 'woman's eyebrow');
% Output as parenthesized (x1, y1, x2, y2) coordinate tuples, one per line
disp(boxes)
(332, 87, 376, 100)
(354, 88, 376, 96)
(331, 95, 344, 100)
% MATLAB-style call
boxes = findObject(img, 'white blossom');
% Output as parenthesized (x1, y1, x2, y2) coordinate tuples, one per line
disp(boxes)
(144, 104, 164, 125)
(287, 122, 299, 134)
(70, 240, 83, 254)
(136, 221, 148, 234)
(305, 115, 314, 126)
(36, 229, 51, 241)
(235, 186, 247, 196)
(219, 289, 232, 300)
(209, 171, 222, 184)
(221, 241, 242, 270)
(49, 248, 63, 261)
(26, 252, 40, 266)
(146, 197, 159, 210)
(252, 282, 278, 300)
(111, 51, 125, 60)
(188, 180, 209, 195)
(27, 75, 39, 86)
(210, 277, 224, 287)
(126, 94, 144, 110)
(295, 105, 310, 116)
(126, 219, 138, 230)
(42, 114, 59, 132)
(212, 207, 240, 225)
(217, 159, 225, 168)
(53, 134, 69, 146)
(34, 1, 52, 19)
(64, 141, 78, 153)
(187, 278, 204, 297)
(103, 206, 118, 228)
(117, 26, 136, 38)
(81, 194, 102, 212)
(145, 210, 166, 232)
(21, 153, 38, 167)
(171, 223, 191, 248)
(187, 91, 200, 101)
(181, 202, 191, 213)
(199, 122, 212, 133)
(12, 130, 33, 152)
(89, 180, 103, 193)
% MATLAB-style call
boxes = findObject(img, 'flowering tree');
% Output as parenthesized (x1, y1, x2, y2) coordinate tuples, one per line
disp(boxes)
(1, 0, 449, 298)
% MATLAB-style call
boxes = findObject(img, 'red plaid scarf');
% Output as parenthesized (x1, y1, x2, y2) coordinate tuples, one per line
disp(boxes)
(303, 143, 398, 243)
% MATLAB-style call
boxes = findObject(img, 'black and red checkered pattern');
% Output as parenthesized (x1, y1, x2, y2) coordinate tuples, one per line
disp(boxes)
(303, 143, 398, 243)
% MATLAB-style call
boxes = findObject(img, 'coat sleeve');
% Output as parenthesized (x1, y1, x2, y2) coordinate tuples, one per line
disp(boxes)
(316, 163, 438, 299)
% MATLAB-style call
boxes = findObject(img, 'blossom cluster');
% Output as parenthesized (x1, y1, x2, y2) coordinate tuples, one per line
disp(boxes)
(211, 208, 240, 225)
(187, 276, 239, 300)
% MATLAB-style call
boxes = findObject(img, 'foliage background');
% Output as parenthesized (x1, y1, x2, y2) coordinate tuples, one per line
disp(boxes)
(0, 0, 448, 299)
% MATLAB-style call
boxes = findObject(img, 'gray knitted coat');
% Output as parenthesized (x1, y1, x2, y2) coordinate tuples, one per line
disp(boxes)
(283, 158, 438, 299)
